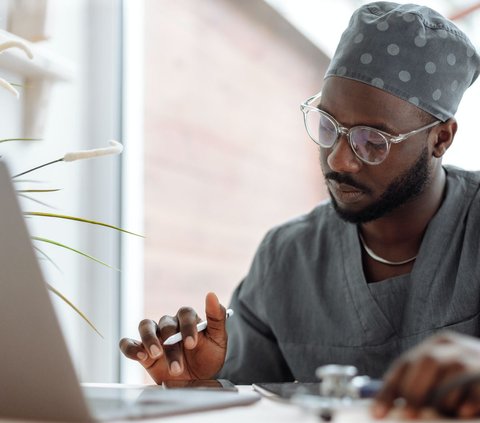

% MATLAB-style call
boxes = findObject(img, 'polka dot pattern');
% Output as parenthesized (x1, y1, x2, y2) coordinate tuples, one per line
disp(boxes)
(414, 35, 427, 47)
(409, 97, 420, 106)
(438, 29, 448, 39)
(354, 33, 364, 43)
(360, 53, 373, 64)
(387, 44, 400, 56)
(324, 2, 480, 122)
(432, 89, 442, 101)
(425, 62, 436, 74)
(377, 21, 389, 31)
(371, 78, 384, 88)
(399, 70, 411, 82)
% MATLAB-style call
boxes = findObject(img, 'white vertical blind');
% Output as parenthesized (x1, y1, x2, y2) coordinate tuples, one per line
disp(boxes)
(0, 0, 124, 382)
(120, 0, 145, 384)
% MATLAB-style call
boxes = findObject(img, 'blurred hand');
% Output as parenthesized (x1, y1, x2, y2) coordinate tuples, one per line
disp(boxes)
(119, 292, 229, 383)
(373, 332, 480, 419)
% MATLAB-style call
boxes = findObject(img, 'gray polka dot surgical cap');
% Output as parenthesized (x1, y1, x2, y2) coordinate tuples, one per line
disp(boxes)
(325, 1, 480, 121)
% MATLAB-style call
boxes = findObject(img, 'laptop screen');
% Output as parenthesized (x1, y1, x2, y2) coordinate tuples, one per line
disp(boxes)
(0, 160, 93, 422)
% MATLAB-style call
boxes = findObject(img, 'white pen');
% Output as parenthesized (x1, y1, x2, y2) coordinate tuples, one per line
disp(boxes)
(163, 309, 234, 346)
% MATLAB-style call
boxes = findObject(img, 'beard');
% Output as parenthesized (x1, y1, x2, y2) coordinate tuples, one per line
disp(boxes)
(325, 146, 431, 223)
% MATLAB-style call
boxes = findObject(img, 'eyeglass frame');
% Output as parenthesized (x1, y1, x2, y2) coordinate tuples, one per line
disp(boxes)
(300, 92, 442, 165)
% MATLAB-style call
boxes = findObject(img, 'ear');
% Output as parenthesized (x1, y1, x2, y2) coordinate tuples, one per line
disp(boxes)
(431, 118, 457, 158)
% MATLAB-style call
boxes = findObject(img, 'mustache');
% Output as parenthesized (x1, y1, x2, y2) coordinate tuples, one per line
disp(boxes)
(324, 172, 371, 193)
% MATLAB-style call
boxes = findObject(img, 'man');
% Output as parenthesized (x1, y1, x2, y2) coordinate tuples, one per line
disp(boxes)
(120, 2, 480, 418)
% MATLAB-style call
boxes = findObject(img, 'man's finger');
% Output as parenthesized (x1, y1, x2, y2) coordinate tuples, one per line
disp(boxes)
(432, 367, 475, 416)
(459, 384, 480, 418)
(204, 292, 227, 347)
(158, 315, 185, 376)
(119, 338, 150, 364)
(372, 360, 409, 418)
(399, 355, 442, 408)
(177, 306, 200, 350)
(436, 368, 468, 415)
(138, 319, 164, 359)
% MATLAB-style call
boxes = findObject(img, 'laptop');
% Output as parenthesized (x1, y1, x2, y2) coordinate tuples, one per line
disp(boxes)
(0, 160, 259, 421)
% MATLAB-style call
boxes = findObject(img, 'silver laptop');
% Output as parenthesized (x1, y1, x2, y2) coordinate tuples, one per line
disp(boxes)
(0, 160, 259, 422)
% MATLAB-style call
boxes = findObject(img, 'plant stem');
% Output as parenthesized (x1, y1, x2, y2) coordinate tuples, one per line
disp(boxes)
(12, 158, 63, 179)
(0, 137, 41, 144)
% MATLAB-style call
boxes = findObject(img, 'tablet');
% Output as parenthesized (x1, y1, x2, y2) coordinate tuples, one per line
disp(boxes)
(252, 382, 321, 400)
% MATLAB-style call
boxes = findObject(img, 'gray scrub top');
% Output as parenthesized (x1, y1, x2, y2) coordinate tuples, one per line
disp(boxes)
(218, 166, 480, 384)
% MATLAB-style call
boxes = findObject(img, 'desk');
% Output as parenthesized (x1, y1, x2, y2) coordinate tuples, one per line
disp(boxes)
(149, 386, 357, 422)
(130, 386, 454, 423)
(0, 386, 459, 423)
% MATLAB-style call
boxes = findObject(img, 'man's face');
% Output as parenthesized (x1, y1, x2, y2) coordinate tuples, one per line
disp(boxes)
(319, 77, 435, 223)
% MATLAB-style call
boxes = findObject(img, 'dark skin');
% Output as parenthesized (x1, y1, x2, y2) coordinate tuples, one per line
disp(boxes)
(120, 77, 480, 418)
(319, 77, 456, 282)
(373, 332, 480, 419)
(119, 292, 227, 383)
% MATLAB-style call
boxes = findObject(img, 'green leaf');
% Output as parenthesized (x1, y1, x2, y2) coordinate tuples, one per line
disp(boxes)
(46, 283, 103, 338)
(32, 236, 119, 271)
(12, 158, 63, 179)
(24, 211, 144, 237)
(33, 245, 63, 273)
(17, 189, 61, 193)
(17, 193, 56, 209)
(0, 137, 42, 144)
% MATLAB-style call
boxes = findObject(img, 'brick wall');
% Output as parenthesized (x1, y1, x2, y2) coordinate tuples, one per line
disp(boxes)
(144, 0, 329, 322)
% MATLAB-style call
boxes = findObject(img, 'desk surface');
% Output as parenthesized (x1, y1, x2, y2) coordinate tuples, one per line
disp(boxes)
(152, 386, 366, 423)
(0, 386, 460, 423)
(120, 386, 456, 423)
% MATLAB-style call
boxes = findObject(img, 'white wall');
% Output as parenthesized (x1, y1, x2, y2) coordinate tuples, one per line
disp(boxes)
(444, 82, 480, 170)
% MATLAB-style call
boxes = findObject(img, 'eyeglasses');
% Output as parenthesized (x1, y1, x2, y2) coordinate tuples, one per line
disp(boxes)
(300, 92, 441, 165)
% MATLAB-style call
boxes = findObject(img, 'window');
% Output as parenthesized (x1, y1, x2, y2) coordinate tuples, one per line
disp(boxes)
(1, 0, 124, 382)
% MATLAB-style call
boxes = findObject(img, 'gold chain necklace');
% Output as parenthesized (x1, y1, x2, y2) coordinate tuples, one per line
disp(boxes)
(358, 232, 417, 266)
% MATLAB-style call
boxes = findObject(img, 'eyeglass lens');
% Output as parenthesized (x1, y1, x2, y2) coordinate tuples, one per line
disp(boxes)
(305, 110, 389, 164)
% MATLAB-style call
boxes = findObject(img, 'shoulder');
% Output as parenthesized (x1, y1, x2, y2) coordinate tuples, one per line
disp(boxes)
(237, 199, 342, 317)
(444, 165, 480, 202)
(257, 199, 340, 261)
(445, 165, 480, 186)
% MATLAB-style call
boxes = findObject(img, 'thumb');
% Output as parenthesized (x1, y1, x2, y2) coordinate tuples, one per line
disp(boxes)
(372, 361, 407, 418)
(204, 292, 228, 344)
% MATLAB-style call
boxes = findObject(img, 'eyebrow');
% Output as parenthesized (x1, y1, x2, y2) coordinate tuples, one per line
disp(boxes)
(318, 105, 399, 135)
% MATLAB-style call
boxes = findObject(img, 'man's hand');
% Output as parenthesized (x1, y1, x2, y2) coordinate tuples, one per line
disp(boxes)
(373, 332, 480, 419)
(119, 292, 229, 383)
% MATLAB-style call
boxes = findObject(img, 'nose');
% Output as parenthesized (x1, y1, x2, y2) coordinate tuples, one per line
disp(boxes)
(326, 134, 362, 173)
